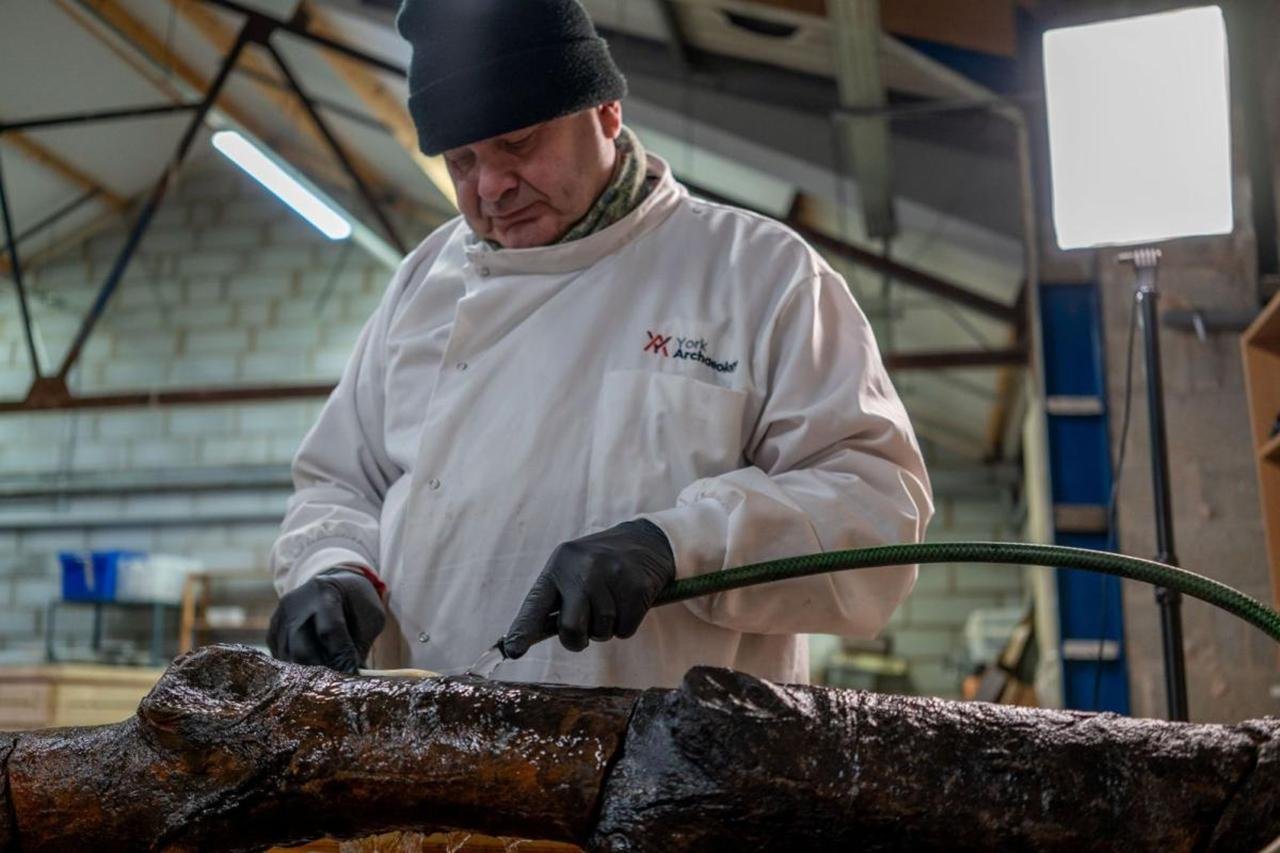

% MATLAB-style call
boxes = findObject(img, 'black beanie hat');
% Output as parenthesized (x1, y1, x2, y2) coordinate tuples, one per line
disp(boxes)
(396, 0, 628, 156)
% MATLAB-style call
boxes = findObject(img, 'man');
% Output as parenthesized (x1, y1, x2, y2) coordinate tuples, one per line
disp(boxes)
(267, 0, 933, 689)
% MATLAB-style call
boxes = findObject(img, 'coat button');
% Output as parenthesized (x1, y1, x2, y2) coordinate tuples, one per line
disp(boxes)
(478, 266, 490, 277)
(456, 362, 468, 371)
(428, 478, 441, 490)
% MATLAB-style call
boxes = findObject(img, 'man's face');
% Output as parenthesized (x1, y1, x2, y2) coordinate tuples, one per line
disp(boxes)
(444, 102, 623, 249)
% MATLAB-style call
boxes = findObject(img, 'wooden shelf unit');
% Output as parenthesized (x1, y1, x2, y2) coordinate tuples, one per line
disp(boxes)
(1242, 290, 1280, 606)
(1263, 432, 1280, 466)
(178, 572, 275, 654)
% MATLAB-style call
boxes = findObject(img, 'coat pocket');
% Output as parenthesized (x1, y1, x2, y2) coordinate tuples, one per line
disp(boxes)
(585, 369, 749, 528)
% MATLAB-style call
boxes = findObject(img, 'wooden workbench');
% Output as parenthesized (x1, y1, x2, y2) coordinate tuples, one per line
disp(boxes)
(0, 663, 164, 730)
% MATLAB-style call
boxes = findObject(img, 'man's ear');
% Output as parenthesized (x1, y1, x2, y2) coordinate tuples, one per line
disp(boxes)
(598, 100, 623, 140)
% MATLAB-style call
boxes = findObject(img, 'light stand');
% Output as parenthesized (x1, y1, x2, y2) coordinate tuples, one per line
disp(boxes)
(1044, 5, 1232, 720)
(1119, 247, 1189, 721)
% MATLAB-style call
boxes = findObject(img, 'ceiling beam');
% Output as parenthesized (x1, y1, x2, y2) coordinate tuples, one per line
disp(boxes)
(696, 0, 1018, 56)
(784, 191, 1017, 323)
(0, 134, 126, 276)
(0, 344, 1026, 413)
(0, 382, 337, 413)
(201, 0, 404, 75)
(169, 0, 316, 132)
(59, 0, 402, 269)
(884, 348, 1025, 370)
(2, 133, 128, 211)
(299, 2, 457, 210)
(262, 39, 407, 253)
(166, 0, 406, 212)
(67, 0, 227, 110)
(879, 0, 1017, 57)
(59, 0, 378, 197)
(829, 0, 895, 240)
(0, 199, 125, 281)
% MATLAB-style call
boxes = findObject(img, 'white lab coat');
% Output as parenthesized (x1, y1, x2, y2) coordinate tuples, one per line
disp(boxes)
(271, 154, 933, 689)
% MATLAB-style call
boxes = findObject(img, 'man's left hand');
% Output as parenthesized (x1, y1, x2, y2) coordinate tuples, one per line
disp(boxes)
(503, 520, 675, 657)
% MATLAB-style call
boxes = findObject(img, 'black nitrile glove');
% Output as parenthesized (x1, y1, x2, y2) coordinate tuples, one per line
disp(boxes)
(267, 567, 386, 674)
(503, 519, 676, 658)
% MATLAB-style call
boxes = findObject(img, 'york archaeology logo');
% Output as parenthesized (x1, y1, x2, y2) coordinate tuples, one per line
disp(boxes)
(644, 330, 738, 374)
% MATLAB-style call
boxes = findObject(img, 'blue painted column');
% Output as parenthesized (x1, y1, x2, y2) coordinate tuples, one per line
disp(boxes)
(1039, 282, 1131, 713)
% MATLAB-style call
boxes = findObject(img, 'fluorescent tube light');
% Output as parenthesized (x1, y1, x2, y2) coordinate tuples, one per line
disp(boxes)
(211, 130, 352, 240)
(1043, 6, 1233, 250)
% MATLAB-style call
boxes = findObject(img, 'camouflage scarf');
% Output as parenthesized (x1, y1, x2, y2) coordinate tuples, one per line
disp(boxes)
(484, 125, 655, 249)
(556, 125, 654, 244)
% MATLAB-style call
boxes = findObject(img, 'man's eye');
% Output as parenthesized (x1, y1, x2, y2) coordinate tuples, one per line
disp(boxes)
(506, 135, 535, 152)
(448, 155, 474, 172)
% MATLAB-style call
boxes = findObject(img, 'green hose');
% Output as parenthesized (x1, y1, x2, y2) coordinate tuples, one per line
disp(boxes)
(652, 541, 1280, 644)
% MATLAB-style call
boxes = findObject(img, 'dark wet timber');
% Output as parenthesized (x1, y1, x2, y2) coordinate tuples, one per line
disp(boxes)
(0, 646, 635, 852)
(0, 646, 1276, 851)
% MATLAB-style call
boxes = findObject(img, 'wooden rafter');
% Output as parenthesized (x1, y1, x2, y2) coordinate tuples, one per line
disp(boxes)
(788, 191, 1017, 324)
(55, 0, 271, 161)
(2, 133, 127, 212)
(167, 0, 303, 124)
(58, 0, 379, 194)
(0, 133, 126, 276)
(41, 0, 401, 273)
(7, 0, 213, 277)
(65, 0, 226, 113)
(0, 205, 124, 280)
(301, 1, 457, 210)
(65, 2, 266, 148)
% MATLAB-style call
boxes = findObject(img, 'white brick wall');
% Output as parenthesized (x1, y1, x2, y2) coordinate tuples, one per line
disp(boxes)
(169, 408, 236, 435)
(98, 358, 168, 390)
(227, 273, 295, 301)
(68, 440, 129, 471)
(872, 494, 1029, 698)
(128, 438, 199, 468)
(185, 327, 251, 354)
(0, 151, 394, 660)
(178, 250, 244, 277)
(183, 277, 229, 305)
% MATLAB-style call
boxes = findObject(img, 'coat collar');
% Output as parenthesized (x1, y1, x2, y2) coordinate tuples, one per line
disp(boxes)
(461, 154, 683, 276)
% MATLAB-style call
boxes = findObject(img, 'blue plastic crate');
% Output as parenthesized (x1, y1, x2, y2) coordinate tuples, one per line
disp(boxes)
(59, 550, 146, 602)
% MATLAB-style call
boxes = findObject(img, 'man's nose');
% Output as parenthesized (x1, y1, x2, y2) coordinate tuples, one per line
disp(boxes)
(476, 164, 519, 207)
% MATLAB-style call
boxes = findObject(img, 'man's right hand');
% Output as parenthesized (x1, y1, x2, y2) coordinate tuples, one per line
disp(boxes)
(267, 568, 386, 674)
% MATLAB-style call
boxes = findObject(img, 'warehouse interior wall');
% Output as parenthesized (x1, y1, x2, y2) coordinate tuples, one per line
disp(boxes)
(0, 143, 386, 661)
(0, 141, 1027, 695)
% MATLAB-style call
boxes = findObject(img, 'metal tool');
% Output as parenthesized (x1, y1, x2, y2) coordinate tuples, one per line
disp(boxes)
(357, 667, 437, 678)
(356, 640, 516, 681)
(462, 645, 507, 679)
(461, 610, 562, 679)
